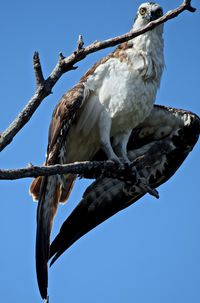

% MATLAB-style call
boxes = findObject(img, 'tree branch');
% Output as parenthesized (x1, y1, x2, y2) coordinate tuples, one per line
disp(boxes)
(0, 161, 136, 182)
(0, 0, 196, 153)
(33, 52, 45, 87)
(0, 160, 162, 198)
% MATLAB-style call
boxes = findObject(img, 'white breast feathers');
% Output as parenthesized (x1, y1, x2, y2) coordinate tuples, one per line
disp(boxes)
(66, 23, 164, 164)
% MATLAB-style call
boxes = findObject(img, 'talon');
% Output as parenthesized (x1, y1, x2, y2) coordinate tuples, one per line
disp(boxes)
(137, 177, 159, 199)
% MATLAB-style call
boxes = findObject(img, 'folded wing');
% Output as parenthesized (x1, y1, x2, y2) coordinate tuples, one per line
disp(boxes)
(49, 105, 200, 265)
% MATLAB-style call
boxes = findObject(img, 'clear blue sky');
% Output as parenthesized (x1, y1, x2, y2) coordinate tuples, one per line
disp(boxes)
(0, 1, 199, 302)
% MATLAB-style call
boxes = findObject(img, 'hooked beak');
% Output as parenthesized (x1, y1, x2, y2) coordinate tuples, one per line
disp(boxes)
(149, 11, 159, 21)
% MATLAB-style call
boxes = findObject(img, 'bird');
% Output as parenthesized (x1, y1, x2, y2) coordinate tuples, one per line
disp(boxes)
(49, 105, 200, 265)
(29, 2, 165, 299)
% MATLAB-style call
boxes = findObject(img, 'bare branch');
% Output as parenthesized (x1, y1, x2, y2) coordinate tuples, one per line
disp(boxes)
(0, 161, 133, 181)
(76, 34, 84, 53)
(0, 0, 196, 153)
(0, 86, 50, 152)
(183, 0, 196, 12)
(33, 52, 45, 87)
(0, 160, 161, 196)
(59, 52, 65, 61)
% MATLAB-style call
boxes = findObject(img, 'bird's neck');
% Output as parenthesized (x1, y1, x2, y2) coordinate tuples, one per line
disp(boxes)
(132, 25, 164, 54)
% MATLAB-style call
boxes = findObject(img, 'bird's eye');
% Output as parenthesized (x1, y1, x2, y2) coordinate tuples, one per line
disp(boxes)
(156, 8, 163, 17)
(139, 7, 147, 16)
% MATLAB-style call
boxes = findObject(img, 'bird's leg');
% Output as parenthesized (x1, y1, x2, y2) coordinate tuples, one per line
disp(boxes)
(99, 111, 120, 163)
(111, 130, 159, 198)
(113, 129, 132, 164)
(111, 128, 159, 198)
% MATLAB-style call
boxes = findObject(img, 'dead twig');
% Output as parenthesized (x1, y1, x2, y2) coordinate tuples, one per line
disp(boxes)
(33, 52, 45, 87)
(76, 34, 84, 53)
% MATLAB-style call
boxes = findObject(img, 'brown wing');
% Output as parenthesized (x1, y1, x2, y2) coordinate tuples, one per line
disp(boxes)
(30, 82, 85, 198)
(47, 82, 86, 164)
(33, 82, 86, 300)
(49, 105, 200, 265)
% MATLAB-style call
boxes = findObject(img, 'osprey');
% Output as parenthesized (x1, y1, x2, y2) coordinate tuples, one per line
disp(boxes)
(30, 2, 164, 300)
(49, 106, 200, 265)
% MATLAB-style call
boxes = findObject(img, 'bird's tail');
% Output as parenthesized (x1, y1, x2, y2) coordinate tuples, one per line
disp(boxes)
(30, 174, 76, 299)
(30, 174, 76, 203)
(59, 174, 76, 202)
(35, 175, 59, 299)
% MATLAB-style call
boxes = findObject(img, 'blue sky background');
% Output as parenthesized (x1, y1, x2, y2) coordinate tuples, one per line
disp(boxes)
(0, 1, 199, 302)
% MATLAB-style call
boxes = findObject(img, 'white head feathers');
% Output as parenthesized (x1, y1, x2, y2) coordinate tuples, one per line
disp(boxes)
(133, 2, 163, 29)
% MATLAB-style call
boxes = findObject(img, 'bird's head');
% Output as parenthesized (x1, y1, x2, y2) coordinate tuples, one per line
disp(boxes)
(133, 2, 163, 29)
